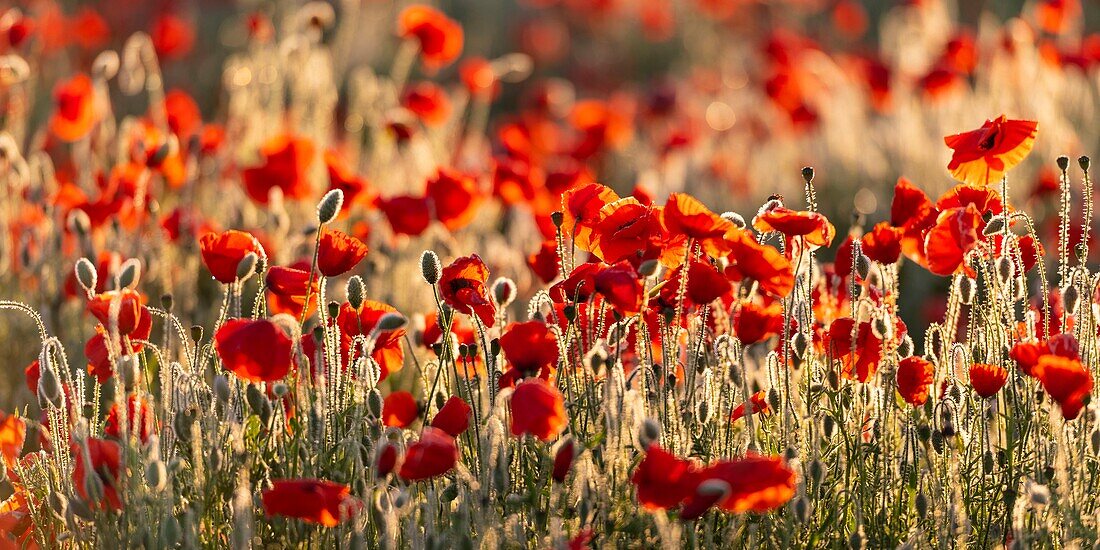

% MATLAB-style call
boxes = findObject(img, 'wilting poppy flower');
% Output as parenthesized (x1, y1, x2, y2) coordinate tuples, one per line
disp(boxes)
(151, 13, 194, 60)
(753, 207, 836, 248)
(72, 438, 122, 510)
(896, 356, 935, 406)
(426, 168, 481, 231)
(680, 454, 796, 518)
(944, 116, 1038, 186)
(724, 231, 795, 298)
(215, 319, 295, 383)
(501, 321, 559, 376)
(631, 445, 699, 510)
(431, 396, 472, 437)
(1034, 355, 1092, 420)
(970, 363, 1008, 398)
(861, 223, 903, 265)
(50, 74, 98, 142)
(439, 255, 496, 327)
(104, 395, 156, 444)
(336, 301, 407, 381)
(317, 228, 368, 277)
(924, 205, 982, 275)
(242, 134, 316, 204)
(662, 193, 735, 258)
(379, 195, 432, 236)
(730, 391, 770, 421)
(0, 412, 25, 469)
(510, 378, 567, 441)
(87, 289, 144, 335)
(262, 479, 360, 527)
(266, 266, 318, 318)
(397, 5, 463, 69)
(382, 391, 419, 428)
(199, 230, 264, 284)
(402, 82, 452, 126)
(399, 427, 459, 480)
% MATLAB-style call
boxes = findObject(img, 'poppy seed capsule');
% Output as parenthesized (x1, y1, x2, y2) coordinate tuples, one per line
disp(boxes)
(550, 211, 564, 227)
(492, 277, 517, 307)
(326, 301, 341, 318)
(1079, 155, 1090, 172)
(235, 252, 258, 282)
(1057, 156, 1070, 172)
(346, 276, 365, 310)
(190, 325, 203, 343)
(420, 250, 441, 284)
(801, 166, 815, 183)
(75, 258, 97, 295)
(316, 189, 344, 224)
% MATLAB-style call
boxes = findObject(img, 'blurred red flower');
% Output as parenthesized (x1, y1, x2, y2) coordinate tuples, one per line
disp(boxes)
(431, 396, 472, 437)
(510, 378, 567, 441)
(266, 266, 318, 318)
(242, 135, 316, 204)
(399, 427, 459, 480)
(215, 319, 295, 383)
(262, 479, 360, 527)
(382, 391, 419, 428)
(397, 5, 463, 69)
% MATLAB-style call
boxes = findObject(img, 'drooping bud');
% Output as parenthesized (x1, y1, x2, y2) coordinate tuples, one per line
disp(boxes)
(420, 250, 441, 285)
(492, 277, 517, 308)
(235, 252, 258, 282)
(367, 389, 384, 418)
(791, 332, 809, 360)
(897, 334, 914, 358)
(316, 189, 344, 224)
(37, 364, 62, 410)
(376, 312, 408, 332)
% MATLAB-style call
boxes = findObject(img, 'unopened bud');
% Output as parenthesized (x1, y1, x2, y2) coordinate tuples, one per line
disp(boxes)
(367, 389, 384, 418)
(721, 212, 746, 229)
(236, 253, 258, 282)
(75, 258, 97, 296)
(1063, 285, 1079, 315)
(982, 215, 1006, 236)
(957, 276, 976, 305)
(317, 189, 344, 224)
(37, 365, 62, 409)
(146, 460, 167, 491)
(213, 375, 231, 404)
(420, 250, 441, 285)
(492, 277, 517, 308)
(346, 276, 365, 310)
(376, 312, 407, 332)
(638, 418, 660, 448)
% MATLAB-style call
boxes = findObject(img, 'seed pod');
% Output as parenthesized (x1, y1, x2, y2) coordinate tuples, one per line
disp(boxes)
(327, 301, 340, 318)
(492, 277, 517, 307)
(792, 496, 810, 523)
(550, 211, 564, 227)
(190, 325, 203, 343)
(1079, 155, 1090, 172)
(420, 251, 441, 284)
(957, 276, 976, 305)
(117, 259, 141, 290)
(1057, 156, 1070, 172)
(1091, 429, 1100, 455)
(235, 252, 258, 282)
(346, 276, 365, 310)
(317, 189, 344, 224)
(75, 258, 98, 296)
(638, 259, 660, 278)
(146, 460, 167, 491)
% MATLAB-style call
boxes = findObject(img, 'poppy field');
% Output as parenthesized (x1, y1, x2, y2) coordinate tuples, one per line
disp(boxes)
(1, 0, 1099, 548)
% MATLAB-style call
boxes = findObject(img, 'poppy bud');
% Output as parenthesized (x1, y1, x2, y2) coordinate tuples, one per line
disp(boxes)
(638, 418, 660, 448)
(822, 415, 836, 440)
(490, 338, 501, 357)
(995, 257, 1013, 287)
(897, 334, 914, 358)
(956, 276, 976, 305)
(316, 189, 344, 225)
(492, 277, 517, 307)
(326, 301, 340, 319)
(367, 389, 384, 418)
(1062, 285, 1079, 315)
(791, 332, 808, 360)
(272, 382, 289, 398)
(871, 316, 890, 340)
(161, 293, 174, 311)
(550, 211, 564, 227)
(848, 530, 864, 550)
(854, 253, 870, 280)
(235, 252, 258, 282)
(190, 325, 203, 343)
(982, 215, 1006, 236)
(38, 364, 62, 410)
(1057, 156, 1070, 172)
(638, 259, 660, 278)
(75, 258, 97, 296)
(1079, 156, 1090, 172)
(915, 492, 929, 519)
(767, 388, 781, 412)
(214, 375, 231, 404)
(67, 209, 91, 238)
(159, 515, 182, 548)
(801, 166, 814, 184)
(982, 450, 995, 474)
(174, 407, 197, 436)
(720, 211, 746, 229)
(346, 276, 365, 310)
(792, 496, 810, 523)
(246, 384, 267, 416)
(552, 437, 576, 483)
(562, 304, 577, 322)
(376, 312, 408, 332)
(827, 369, 840, 391)
(440, 483, 459, 502)
(47, 491, 67, 519)
(146, 459, 167, 491)
(930, 430, 944, 454)
(420, 250, 441, 284)
(809, 459, 825, 486)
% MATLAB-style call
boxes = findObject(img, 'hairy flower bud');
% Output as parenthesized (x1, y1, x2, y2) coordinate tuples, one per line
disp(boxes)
(236, 252, 258, 282)
(638, 418, 660, 449)
(75, 258, 97, 296)
(346, 276, 365, 310)
(376, 312, 408, 332)
(492, 277, 517, 308)
(317, 189, 344, 224)
(420, 250, 441, 285)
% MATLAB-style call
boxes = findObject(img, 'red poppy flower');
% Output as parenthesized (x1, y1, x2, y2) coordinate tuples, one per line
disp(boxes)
(661, 258, 732, 309)
(1036, 0, 1079, 35)
(501, 321, 559, 375)
(266, 266, 318, 318)
(724, 231, 795, 298)
(439, 254, 496, 327)
(215, 319, 295, 383)
(631, 445, 699, 510)
(24, 360, 39, 394)
(896, 356, 935, 406)
(72, 438, 122, 510)
(336, 301, 407, 381)
(753, 207, 836, 248)
(317, 228, 368, 277)
(151, 13, 194, 60)
(379, 195, 432, 236)
(199, 230, 264, 284)
(681, 454, 796, 518)
(399, 427, 459, 480)
(105, 395, 157, 444)
(85, 310, 153, 384)
(50, 74, 98, 142)
(426, 168, 482, 231)
(662, 193, 735, 258)
(730, 390, 770, 421)
(944, 116, 1038, 186)
(826, 317, 882, 382)
(924, 205, 983, 276)
(593, 262, 644, 315)
(242, 134, 316, 204)
(87, 289, 144, 335)
(460, 57, 499, 99)
(0, 412, 26, 470)
(163, 89, 202, 139)
(1034, 355, 1092, 420)
(528, 240, 560, 283)
(588, 198, 666, 265)
(860, 223, 903, 265)
(397, 5, 463, 69)
(552, 438, 577, 483)
(402, 82, 452, 126)
(431, 396, 472, 437)
(561, 183, 620, 252)
(382, 391, 419, 428)
(510, 378, 567, 441)
(733, 300, 784, 345)
(262, 479, 360, 527)
(890, 177, 938, 264)
(969, 363, 1008, 398)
